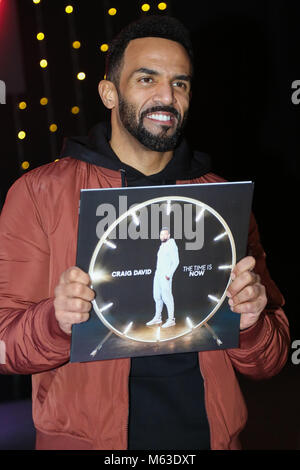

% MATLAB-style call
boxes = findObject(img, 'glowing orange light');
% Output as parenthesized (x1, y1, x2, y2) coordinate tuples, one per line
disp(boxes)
(21, 161, 30, 170)
(158, 2, 167, 10)
(71, 106, 80, 114)
(49, 124, 58, 133)
(100, 43, 109, 52)
(72, 41, 81, 49)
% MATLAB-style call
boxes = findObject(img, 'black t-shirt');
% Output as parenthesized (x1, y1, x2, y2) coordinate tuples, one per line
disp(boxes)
(128, 352, 211, 450)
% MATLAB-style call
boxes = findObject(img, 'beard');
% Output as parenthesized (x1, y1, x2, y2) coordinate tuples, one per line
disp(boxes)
(118, 94, 188, 152)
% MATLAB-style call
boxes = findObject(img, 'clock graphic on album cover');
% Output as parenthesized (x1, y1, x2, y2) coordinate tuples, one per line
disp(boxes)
(88, 195, 236, 353)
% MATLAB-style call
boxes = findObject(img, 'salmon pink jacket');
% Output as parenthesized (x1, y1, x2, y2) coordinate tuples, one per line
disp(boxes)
(0, 157, 290, 450)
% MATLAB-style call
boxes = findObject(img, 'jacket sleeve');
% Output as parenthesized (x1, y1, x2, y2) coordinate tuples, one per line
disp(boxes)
(226, 213, 290, 379)
(0, 175, 70, 375)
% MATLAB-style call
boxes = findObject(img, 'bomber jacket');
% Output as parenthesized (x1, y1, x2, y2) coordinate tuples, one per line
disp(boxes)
(0, 154, 290, 450)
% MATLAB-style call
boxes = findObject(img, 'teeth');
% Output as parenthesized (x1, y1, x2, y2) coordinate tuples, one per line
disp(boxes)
(147, 113, 171, 122)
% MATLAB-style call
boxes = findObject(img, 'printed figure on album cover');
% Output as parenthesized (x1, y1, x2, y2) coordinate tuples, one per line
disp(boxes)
(147, 227, 179, 328)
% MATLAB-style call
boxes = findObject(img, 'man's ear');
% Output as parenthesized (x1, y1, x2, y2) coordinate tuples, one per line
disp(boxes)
(98, 80, 118, 109)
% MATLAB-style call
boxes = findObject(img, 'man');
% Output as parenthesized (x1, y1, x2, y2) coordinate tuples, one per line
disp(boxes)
(147, 227, 179, 328)
(0, 16, 290, 450)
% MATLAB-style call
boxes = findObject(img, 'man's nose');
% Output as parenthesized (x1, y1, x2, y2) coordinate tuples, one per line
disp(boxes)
(153, 81, 175, 105)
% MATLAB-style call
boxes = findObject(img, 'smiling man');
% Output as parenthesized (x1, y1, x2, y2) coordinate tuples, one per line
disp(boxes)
(0, 16, 290, 451)
(99, 34, 192, 174)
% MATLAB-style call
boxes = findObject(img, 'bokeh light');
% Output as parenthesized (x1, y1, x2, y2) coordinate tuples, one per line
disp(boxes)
(18, 131, 26, 140)
(65, 5, 73, 14)
(49, 124, 58, 133)
(72, 41, 81, 49)
(158, 2, 167, 10)
(21, 161, 30, 170)
(100, 43, 109, 52)
(40, 59, 48, 68)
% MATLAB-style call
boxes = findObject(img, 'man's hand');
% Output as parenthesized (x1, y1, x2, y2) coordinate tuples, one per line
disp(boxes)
(54, 267, 95, 335)
(226, 256, 267, 330)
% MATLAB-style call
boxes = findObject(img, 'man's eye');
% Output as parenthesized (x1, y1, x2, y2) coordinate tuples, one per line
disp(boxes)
(173, 81, 187, 90)
(140, 77, 153, 84)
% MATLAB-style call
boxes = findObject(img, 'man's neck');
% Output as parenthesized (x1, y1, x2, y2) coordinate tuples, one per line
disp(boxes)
(109, 120, 173, 176)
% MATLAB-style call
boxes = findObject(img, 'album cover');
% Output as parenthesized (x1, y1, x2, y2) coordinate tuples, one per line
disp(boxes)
(70, 181, 254, 363)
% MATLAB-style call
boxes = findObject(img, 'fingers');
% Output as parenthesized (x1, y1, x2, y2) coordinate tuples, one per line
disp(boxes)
(54, 294, 93, 315)
(228, 283, 266, 314)
(228, 282, 260, 307)
(230, 255, 256, 279)
(59, 266, 91, 286)
(54, 266, 95, 335)
(55, 281, 95, 303)
(226, 256, 267, 330)
(227, 271, 260, 302)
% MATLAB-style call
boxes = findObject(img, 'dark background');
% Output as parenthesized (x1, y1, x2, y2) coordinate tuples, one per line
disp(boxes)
(0, 0, 299, 450)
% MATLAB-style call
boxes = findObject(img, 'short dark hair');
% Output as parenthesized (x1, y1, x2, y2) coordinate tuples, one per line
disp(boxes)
(105, 15, 194, 86)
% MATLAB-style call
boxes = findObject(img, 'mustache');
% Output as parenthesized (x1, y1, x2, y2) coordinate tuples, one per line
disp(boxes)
(140, 106, 181, 122)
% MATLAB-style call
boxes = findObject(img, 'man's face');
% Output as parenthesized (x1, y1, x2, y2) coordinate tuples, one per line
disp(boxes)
(160, 230, 170, 242)
(116, 37, 192, 152)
